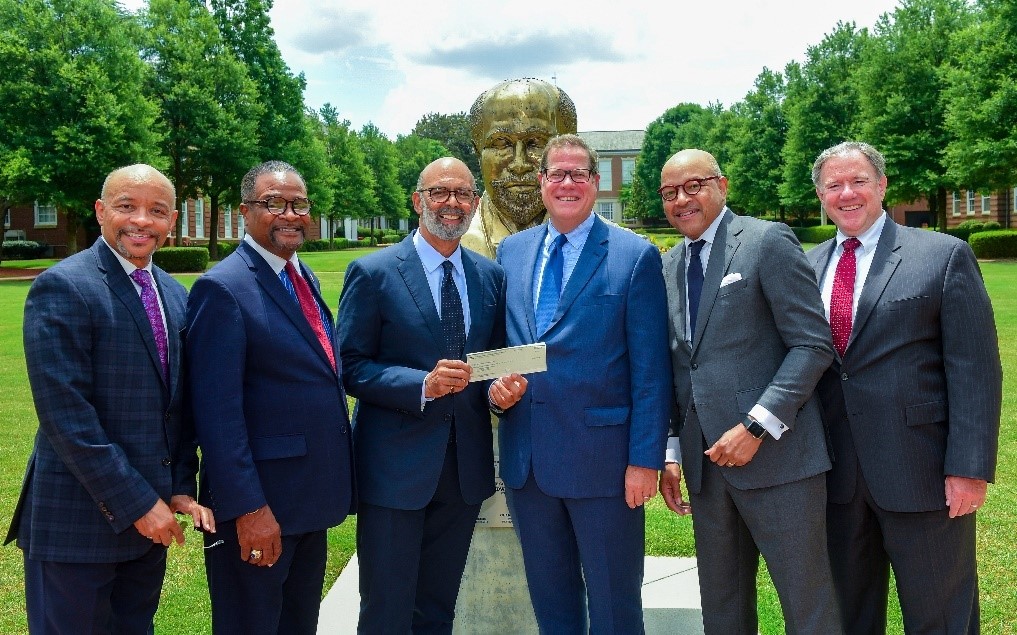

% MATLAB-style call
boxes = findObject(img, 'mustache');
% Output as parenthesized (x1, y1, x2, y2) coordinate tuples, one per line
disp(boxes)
(117, 226, 158, 238)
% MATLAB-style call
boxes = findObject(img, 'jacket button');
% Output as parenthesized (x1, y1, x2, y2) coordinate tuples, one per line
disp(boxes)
(691, 363, 698, 370)
(162, 458, 172, 466)
(444, 414, 453, 422)
(841, 372, 849, 381)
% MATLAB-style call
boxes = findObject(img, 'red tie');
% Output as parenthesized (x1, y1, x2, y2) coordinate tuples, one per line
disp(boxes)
(285, 261, 336, 371)
(830, 237, 861, 356)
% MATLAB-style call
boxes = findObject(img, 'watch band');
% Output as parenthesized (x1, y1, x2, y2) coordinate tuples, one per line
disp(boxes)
(745, 416, 768, 439)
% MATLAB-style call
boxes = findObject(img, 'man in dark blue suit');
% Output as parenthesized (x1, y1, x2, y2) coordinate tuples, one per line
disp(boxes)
(496, 135, 672, 633)
(187, 161, 355, 634)
(7, 164, 215, 633)
(338, 157, 526, 633)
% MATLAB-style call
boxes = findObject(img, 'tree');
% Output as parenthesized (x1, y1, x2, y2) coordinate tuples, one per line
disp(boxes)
(359, 124, 404, 222)
(314, 105, 376, 238)
(0, 0, 163, 253)
(944, 0, 1017, 227)
(394, 135, 450, 214)
(141, 0, 262, 259)
(411, 112, 480, 187)
(859, 0, 970, 230)
(631, 104, 709, 221)
(727, 68, 788, 219)
(781, 23, 869, 221)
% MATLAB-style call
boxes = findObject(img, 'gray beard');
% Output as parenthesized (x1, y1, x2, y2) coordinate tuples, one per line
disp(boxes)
(489, 187, 545, 227)
(422, 206, 472, 241)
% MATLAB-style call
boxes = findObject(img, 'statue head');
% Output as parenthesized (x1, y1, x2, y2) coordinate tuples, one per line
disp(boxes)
(469, 78, 577, 228)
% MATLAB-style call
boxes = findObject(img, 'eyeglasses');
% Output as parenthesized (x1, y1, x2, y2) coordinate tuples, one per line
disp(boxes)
(657, 176, 722, 201)
(107, 203, 174, 221)
(541, 168, 594, 184)
(244, 197, 312, 216)
(417, 187, 478, 204)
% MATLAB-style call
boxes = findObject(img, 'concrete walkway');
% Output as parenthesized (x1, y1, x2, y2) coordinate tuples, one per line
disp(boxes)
(317, 555, 705, 634)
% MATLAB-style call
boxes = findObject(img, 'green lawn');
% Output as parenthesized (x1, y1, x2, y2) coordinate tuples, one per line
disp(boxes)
(1, 252, 1014, 634)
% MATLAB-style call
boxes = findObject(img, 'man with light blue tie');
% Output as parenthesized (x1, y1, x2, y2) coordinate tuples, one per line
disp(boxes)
(658, 148, 840, 633)
(496, 134, 672, 633)
(338, 157, 526, 633)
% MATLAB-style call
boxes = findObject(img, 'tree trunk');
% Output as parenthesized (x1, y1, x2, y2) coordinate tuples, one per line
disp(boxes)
(936, 186, 947, 232)
(208, 192, 220, 261)
(64, 206, 79, 254)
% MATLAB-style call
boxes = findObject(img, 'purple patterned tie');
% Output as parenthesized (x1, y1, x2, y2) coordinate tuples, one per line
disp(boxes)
(130, 269, 169, 380)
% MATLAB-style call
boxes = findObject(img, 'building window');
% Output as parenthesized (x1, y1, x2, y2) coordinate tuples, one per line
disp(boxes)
(223, 205, 232, 239)
(180, 200, 189, 237)
(966, 190, 975, 216)
(597, 201, 615, 221)
(598, 159, 612, 191)
(34, 201, 58, 227)
(194, 198, 205, 238)
(622, 158, 635, 185)
(3, 207, 10, 228)
(952, 192, 959, 216)
(238, 211, 245, 237)
(981, 193, 991, 215)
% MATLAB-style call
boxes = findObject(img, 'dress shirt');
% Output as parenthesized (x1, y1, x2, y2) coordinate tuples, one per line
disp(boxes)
(820, 212, 886, 322)
(103, 239, 168, 335)
(531, 212, 596, 308)
(413, 231, 471, 407)
(665, 209, 787, 464)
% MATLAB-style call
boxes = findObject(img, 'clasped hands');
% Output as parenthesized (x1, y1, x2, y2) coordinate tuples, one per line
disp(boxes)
(133, 495, 216, 547)
(425, 360, 528, 411)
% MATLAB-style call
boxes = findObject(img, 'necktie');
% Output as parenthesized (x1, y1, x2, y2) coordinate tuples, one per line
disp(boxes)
(440, 261, 467, 360)
(830, 237, 861, 356)
(686, 240, 705, 342)
(535, 233, 567, 336)
(284, 261, 336, 371)
(130, 269, 168, 381)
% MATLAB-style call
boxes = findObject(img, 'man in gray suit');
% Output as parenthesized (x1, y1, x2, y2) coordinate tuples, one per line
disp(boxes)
(658, 149, 841, 634)
(808, 141, 1002, 634)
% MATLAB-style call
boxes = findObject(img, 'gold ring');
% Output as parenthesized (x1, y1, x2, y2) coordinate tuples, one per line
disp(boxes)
(249, 549, 263, 560)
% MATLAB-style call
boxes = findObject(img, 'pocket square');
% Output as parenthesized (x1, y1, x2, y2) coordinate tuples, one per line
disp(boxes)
(720, 272, 743, 287)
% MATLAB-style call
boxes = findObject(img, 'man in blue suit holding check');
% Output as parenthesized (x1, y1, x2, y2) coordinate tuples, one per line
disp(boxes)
(187, 161, 355, 634)
(7, 164, 214, 633)
(496, 134, 672, 634)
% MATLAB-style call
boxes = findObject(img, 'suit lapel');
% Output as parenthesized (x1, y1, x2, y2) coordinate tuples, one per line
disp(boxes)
(521, 227, 545, 341)
(239, 241, 333, 371)
(94, 240, 167, 390)
(553, 216, 608, 328)
(850, 218, 902, 348)
(692, 210, 739, 356)
(152, 267, 182, 396)
(461, 250, 486, 351)
(664, 245, 692, 353)
(810, 240, 836, 288)
(395, 237, 445, 349)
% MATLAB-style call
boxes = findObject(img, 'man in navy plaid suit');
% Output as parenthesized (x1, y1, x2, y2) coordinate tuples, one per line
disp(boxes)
(6, 164, 215, 633)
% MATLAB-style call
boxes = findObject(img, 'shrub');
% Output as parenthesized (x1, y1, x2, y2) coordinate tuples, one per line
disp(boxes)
(215, 241, 239, 259)
(1, 240, 48, 259)
(946, 219, 988, 242)
(791, 225, 837, 244)
(153, 247, 209, 272)
(298, 239, 331, 252)
(983, 221, 1001, 231)
(969, 230, 1017, 259)
(332, 238, 367, 249)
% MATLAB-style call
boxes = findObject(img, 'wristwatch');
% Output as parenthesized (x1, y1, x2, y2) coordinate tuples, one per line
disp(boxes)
(745, 415, 768, 439)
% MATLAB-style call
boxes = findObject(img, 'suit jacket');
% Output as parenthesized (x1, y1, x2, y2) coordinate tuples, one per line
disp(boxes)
(6, 238, 195, 563)
(337, 235, 504, 509)
(496, 215, 672, 498)
(808, 216, 1002, 512)
(666, 210, 834, 494)
(186, 241, 354, 534)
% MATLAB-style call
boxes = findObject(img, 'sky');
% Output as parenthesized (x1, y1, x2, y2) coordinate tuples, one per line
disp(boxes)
(120, 0, 903, 138)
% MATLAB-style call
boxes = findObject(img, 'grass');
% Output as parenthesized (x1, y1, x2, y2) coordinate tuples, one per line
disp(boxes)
(1, 250, 1014, 634)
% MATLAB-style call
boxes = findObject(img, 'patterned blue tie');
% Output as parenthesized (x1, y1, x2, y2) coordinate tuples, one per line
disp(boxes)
(535, 233, 567, 336)
(440, 261, 466, 360)
(687, 240, 705, 342)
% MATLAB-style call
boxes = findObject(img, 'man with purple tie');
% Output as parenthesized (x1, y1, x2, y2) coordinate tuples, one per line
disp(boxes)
(7, 164, 214, 633)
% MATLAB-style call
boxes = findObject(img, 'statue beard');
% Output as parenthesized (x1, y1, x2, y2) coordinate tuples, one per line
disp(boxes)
(421, 204, 473, 242)
(489, 179, 546, 227)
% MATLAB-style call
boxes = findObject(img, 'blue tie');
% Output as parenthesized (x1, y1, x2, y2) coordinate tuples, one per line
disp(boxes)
(687, 240, 705, 342)
(440, 261, 466, 360)
(535, 233, 567, 336)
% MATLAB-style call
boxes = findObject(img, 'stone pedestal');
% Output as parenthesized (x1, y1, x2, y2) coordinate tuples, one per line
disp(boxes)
(453, 420, 538, 633)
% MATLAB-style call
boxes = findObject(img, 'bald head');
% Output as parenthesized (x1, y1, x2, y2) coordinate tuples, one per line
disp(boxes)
(417, 157, 475, 191)
(663, 149, 722, 175)
(102, 164, 175, 203)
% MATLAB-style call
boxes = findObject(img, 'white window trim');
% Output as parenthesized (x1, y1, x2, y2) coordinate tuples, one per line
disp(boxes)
(223, 204, 232, 239)
(621, 158, 635, 186)
(981, 193, 991, 216)
(952, 192, 959, 217)
(194, 198, 205, 238)
(966, 190, 975, 216)
(180, 200, 189, 237)
(598, 159, 613, 192)
(33, 201, 58, 227)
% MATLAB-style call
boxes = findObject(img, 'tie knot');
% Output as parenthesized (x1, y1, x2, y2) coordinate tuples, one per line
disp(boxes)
(689, 240, 705, 257)
(130, 268, 152, 288)
(442, 260, 454, 277)
(841, 237, 861, 253)
(551, 233, 567, 252)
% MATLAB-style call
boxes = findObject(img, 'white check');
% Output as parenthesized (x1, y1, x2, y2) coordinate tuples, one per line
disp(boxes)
(467, 343, 547, 382)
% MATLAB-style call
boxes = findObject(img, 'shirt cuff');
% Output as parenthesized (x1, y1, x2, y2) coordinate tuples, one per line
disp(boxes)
(421, 381, 434, 411)
(749, 404, 787, 440)
(665, 436, 681, 464)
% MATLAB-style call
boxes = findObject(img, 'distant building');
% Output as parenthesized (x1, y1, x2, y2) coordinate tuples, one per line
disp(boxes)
(578, 130, 644, 225)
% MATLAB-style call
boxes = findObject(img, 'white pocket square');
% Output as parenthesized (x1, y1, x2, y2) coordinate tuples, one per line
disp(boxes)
(720, 272, 743, 287)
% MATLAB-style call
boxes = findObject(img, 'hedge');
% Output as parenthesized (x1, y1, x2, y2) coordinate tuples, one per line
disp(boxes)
(1, 240, 48, 259)
(790, 225, 837, 244)
(945, 219, 1001, 242)
(152, 247, 210, 272)
(969, 230, 1017, 259)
